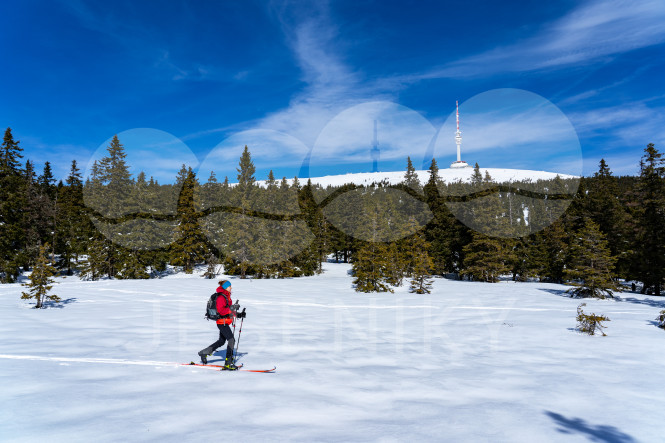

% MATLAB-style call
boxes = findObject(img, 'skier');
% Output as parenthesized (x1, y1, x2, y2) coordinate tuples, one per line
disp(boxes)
(198, 280, 244, 370)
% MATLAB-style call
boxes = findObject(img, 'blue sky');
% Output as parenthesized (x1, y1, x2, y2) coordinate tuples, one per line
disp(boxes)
(2, 0, 664, 183)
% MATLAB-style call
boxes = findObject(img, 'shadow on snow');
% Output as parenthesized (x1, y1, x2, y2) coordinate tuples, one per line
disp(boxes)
(537, 288, 569, 297)
(544, 411, 636, 443)
(36, 298, 77, 309)
(538, 288, 665, 310)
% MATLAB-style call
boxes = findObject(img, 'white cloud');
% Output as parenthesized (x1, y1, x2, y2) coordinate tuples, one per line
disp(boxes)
(414, 0, 665, 79)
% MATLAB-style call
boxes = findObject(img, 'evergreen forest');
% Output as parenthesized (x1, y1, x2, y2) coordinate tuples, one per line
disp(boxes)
(1, 127, 664, 297)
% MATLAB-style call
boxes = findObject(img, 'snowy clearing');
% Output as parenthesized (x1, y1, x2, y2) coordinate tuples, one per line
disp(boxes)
(1, 262, 663, 442)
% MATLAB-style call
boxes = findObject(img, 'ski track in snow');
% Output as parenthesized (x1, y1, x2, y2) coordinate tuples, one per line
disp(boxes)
(1, 262, 663, 442)
(0, 354, 183, 367)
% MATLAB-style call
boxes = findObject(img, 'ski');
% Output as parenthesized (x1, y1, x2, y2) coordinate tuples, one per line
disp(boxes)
(236, 366, 276, 373)
(183, 362, 242, 369)
(183, 362, 276, 372)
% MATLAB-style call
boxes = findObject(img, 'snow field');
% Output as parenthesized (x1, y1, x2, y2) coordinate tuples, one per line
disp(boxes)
(1, 262, 663, 442)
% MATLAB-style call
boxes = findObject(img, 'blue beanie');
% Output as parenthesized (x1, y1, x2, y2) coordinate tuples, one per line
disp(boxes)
(221, 281, 232, 291)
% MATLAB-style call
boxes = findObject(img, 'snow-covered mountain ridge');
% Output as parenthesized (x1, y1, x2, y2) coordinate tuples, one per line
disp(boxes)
(256, 168, 578, 188)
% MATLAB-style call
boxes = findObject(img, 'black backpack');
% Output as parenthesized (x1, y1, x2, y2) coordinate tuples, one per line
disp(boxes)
(205, 293, 221, 320)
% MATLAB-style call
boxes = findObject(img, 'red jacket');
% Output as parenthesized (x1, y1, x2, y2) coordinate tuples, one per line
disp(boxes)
(215, 286, 235, 325)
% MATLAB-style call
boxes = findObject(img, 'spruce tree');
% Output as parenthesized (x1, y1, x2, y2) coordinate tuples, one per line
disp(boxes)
(0, 127, 23, 173)
(565, 219, 618, 299)
(471, 162, 482, 184)
(118, 248, 150, 279)
(585, 159, 629, 277)
(199, 171, 221, 264)
(22, 160, 43, 266)
(423, 158, 456, 274)
(298, 180, 327, 275)
(0, 128, 26, 282)
(21, 244, 59, 308)
(632, 144, 665, 295)
(528, 221, 569, 283)
(79, 233, 107, 281)
(99, 135, 132, 189)
(38, 161, 57, 200)
(406, 223, 434, 293)
(461, 232, 510, 282)
(351, 204, 393, 292)
(403, 156, 421, 191)
(236, 145, 256, 200)
(352, 240, 392, 293)
(203, 253, 220, 279)
(222, 148, 259, 278)
(384, 240, 406, 286)
(170, 168, 208, 273)
(37, 162, 57, 257)
(509, 238, 531, 282)
(85, 135, 136, 278)
(56, 160, 92, 275)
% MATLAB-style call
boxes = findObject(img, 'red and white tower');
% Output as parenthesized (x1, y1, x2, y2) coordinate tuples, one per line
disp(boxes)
(450, 100, 470, 168)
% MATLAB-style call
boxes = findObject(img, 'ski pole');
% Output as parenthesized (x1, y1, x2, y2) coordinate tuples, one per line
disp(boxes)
(233, 308, 246, 365)
(232, 300, 240, 335)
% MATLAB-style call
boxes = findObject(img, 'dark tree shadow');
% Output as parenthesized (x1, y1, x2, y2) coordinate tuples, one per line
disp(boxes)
(647, 320, 664, 329)
(614, 296, 665, 309)
(538, 289, 665, 309)
(544, 411, 636, 443)
(40, 298, 77, 309)
(538, 288, 570, 297)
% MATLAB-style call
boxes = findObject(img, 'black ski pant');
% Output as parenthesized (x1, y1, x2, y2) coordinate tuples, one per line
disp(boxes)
(199, 324, 235, 360)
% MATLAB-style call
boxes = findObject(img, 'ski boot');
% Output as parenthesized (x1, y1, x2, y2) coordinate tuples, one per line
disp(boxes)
(222, 357, 239, 371)
(198, 351, 209, 365)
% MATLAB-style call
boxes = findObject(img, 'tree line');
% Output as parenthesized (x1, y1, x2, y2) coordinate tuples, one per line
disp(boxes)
(1, 127, 664, 297)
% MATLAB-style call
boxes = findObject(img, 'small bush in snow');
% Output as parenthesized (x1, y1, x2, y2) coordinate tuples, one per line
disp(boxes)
(657, 310, 665, 329)
(576, 303, 610, 336)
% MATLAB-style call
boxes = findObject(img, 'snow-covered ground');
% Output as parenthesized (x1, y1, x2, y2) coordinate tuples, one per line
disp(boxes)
(256, 168, 578, 188)
(1, 262, 663, 442)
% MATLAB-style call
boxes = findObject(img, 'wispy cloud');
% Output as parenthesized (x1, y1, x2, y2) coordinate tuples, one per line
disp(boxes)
(568, 100, 665, 175)
(570, 101, 665, 141)
(254, 2, 394, 148)
(61, 0, 218, 83)
(225, 0, 665, 174)
(197, 129, 309, 181)
(20, 135, 93, 182)
(557, 65, 652, 106)
(82, 129, 199, 183)
(143, 0, 663, 180)
(154, 50, 213, 82)
(433, 89, 583, 175)
(307, 101, 435, 175)
(413, 0, 665, 79)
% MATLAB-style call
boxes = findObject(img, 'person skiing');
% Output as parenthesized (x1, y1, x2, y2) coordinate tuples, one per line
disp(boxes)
(198, 280, 243, 370)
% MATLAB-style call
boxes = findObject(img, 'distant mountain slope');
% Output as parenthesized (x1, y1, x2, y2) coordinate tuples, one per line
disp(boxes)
(283, 168, 579, 188)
